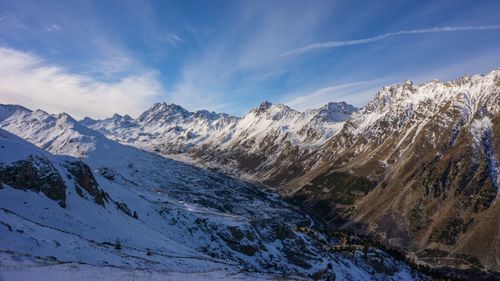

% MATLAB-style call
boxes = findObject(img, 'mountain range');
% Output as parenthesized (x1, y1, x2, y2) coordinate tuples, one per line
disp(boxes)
(82, 68, 500, 274)
(290, 69, 500, 273)
(0, 69, 499, 280)
(0, 104, 420, 279)
(81, 99, 356, 185)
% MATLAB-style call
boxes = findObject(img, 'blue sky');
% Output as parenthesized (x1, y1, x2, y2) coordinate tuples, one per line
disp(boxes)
(0, 0, 499, 118)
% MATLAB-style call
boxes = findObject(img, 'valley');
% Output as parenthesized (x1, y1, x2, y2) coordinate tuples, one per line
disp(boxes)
(0, 69, 499, 280)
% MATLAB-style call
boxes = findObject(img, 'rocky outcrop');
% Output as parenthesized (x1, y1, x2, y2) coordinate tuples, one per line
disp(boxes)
(0, 154, 67, 208)
(65, 161, 107, 206)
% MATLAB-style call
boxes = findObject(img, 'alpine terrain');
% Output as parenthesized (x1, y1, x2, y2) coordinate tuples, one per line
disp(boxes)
(0, 104, 422, 280)
(2, 0, 500, 279)
(81, 69, 500, 279)
(0, 69, 498, 280)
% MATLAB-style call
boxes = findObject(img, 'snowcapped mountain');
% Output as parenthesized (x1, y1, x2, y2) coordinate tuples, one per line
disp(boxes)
(1, 105, 106, 157)
(78, 69, 500, 276)
(80, 102, 240, 155)
(289, 69, 500, 273)
(2, 69, 499, 279)
(0, 106, 421, 280)
(83, 101, 356, 185)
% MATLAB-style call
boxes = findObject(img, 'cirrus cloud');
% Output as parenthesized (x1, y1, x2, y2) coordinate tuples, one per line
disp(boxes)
(282, 25, 500, 56)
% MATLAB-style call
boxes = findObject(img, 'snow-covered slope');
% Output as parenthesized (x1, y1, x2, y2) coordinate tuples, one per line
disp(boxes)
(0, 128, 213, 272)
(83, 101, 356, 185)
(0, 109, 421, 280)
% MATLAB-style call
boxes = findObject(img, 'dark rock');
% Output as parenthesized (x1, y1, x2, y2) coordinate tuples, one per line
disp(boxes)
(115, 202, 133, 217)
(65, 161, 105, 206)
(0, 154, 67, 207)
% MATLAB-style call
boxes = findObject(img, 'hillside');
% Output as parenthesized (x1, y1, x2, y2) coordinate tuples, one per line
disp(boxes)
(288, 69, 500, 273)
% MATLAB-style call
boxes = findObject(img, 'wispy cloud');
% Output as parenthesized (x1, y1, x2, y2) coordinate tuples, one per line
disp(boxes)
(282, 25, 500, 56)
(284, 47, 500, 111)
(157, 32, 183, 46)
(0, 47, 163, 119)
(167, 1, 336, 114)
(45, 24, 61, 32)
(283, 79, 390, 110)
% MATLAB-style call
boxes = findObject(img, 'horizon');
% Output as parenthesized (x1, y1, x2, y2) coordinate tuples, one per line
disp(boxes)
(1, 0, 500, 119)
(2, 67, 498, 120)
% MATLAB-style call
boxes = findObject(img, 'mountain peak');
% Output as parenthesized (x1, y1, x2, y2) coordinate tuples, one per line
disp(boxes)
(57, 112, 75, 122)
(315, 101, 357, 122)
(80, 116, 97, 126)
(138, 102, 191, 124)
(253, 101, 295, 113)
(257, 101, 272, 111)
(111, 113, 133, 121)
(193, 110, 221, 120)
(320, 101, 356, 111)
(148, 102, 188, 113)
(0, 104, 32, 122)
(56, 113, 91, 132)
(365, 69, 500, 115)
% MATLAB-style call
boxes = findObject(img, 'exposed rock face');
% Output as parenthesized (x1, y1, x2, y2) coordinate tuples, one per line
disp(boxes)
(288, 69, 500, 271)
(65, 161, 106, 206)
(0, 154, 67, 208)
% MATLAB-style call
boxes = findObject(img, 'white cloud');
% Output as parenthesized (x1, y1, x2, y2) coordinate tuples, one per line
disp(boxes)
(282, 25, 500, 56)
(0, 47, 164, 119)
